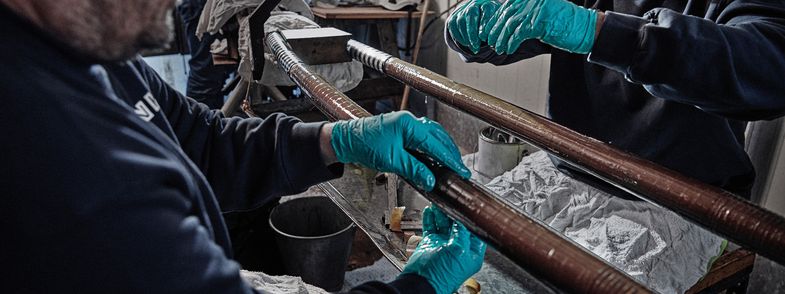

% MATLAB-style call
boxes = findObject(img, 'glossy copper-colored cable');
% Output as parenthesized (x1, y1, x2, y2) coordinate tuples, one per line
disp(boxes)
(346, 39, 785, 266)
(267, 32, 650, 294)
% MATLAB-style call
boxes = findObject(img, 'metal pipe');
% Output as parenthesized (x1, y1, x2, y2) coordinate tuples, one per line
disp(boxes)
(346, 40, 785, 265)
(267, 32, 650, 294)
(221, 79, 250, 116)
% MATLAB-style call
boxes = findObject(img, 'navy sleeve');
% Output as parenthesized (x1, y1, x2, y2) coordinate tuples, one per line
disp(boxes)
(588, 1, 785, 120)
(131, 58, 343, 212)
(444, 23, 552, 65)
(1, 81, 259, 293)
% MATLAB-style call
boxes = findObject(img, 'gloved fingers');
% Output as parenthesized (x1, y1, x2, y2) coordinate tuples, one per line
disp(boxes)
(465, 5, 482, 53)
(404, 118, 471, 179)
(469, 233, 487, 256)
(422, 205, 437, 236)
(431, 205, 454, 234)
(448, 2, 471, 47)
(423, 205, 453, 236)
(396, 150, 437, 191)
(455, 8, 473, 48)
(502, 0, 542, 53)
(428, 126, 461, 161)
(447, 10, 469, 47)
(449, 222, 472, 251)
(478, 0, 500, 41)
(482, 7, 501, 44)
(493, 7, 528, 54)
(487, 0, 523, 50)
(427, 127, 471, 179)
(505, 22, 529, 54)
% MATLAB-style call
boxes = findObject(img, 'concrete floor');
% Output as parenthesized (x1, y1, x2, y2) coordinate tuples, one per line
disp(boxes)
(748, 256, 785, 293)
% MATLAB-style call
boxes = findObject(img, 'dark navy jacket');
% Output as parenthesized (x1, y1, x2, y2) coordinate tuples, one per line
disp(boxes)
(447, 0, 785, 197)
(0, 5, 430, 294)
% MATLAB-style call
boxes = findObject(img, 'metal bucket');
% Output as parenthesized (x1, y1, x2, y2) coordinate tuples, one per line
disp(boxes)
(474, 126, 535, 182)
(269, 197, 357, 291)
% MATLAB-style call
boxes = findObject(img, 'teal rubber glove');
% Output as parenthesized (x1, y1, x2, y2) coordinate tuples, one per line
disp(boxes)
(485, 0, 597, 55)
(447, 0, 501, 53)
(401, 206, 486, 294)
(331, 111, 471, 191)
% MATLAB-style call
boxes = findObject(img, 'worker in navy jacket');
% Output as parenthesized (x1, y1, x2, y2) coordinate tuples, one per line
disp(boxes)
(446, 0, 785, 198)
(0, 0, 484, 293)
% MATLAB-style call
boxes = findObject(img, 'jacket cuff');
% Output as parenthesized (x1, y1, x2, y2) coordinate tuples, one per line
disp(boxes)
(388, 274, 436, 294)
(286, 122, 344, 189)
(587, 11, 649, 76)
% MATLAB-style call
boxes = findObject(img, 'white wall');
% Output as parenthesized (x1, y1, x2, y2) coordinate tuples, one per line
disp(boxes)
(762, 122, 785, 216)
(444, 50, 550, 115)
(411, 0, 550, 116)
(143, 54, 191, 94)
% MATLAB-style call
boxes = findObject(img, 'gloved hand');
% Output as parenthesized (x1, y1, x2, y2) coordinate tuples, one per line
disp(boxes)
(330, 111, 471, 191)
(447, 0, 502, 53)
(401, 206, 486, 294)
(485, 0, 597, 55)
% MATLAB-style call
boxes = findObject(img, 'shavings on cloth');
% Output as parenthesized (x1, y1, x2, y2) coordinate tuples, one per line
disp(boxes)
(464, 151, 725, 293)
(240, 270, 329, 294)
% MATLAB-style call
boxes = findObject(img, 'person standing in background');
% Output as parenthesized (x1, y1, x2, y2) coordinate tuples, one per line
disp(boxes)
(178, 0, 236, 109)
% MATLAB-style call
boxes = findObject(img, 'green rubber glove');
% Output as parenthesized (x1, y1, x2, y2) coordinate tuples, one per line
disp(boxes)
(331, 111, 471, 191)
(447, 0, 502, 53)
(485, 0, 597, 55)
(401, 206, 486, 294)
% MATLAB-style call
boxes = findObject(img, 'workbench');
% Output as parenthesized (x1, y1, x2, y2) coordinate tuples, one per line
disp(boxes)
(311, 6, 433, 57)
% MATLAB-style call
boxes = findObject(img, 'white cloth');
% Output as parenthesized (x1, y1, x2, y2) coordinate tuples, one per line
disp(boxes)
(197, 0, 314, 38)
(201, 0, 363, 90)
(464, 151, 725, 293)
(240, 270, 328, 294)
(255, 13, 364, 91)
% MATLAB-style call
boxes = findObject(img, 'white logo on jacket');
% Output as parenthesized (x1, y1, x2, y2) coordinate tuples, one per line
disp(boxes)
(133, 92, 160, 122)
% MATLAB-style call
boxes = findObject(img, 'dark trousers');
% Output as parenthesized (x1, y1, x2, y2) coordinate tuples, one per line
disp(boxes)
(178, 0, 235, 109)
(223, 199, 285, 274)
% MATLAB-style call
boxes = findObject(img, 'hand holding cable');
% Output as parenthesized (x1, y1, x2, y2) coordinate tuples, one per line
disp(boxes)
(447, 0, 502, 53)
(401, 206, 487, 294)
(325, 111, 471, 191)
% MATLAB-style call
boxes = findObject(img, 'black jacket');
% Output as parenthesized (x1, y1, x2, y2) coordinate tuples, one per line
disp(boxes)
(446, 0, 785, 197)
(0, 5, 431, 294)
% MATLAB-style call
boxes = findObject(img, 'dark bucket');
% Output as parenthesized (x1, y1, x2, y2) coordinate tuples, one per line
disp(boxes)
(269, 197, 356, 291)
